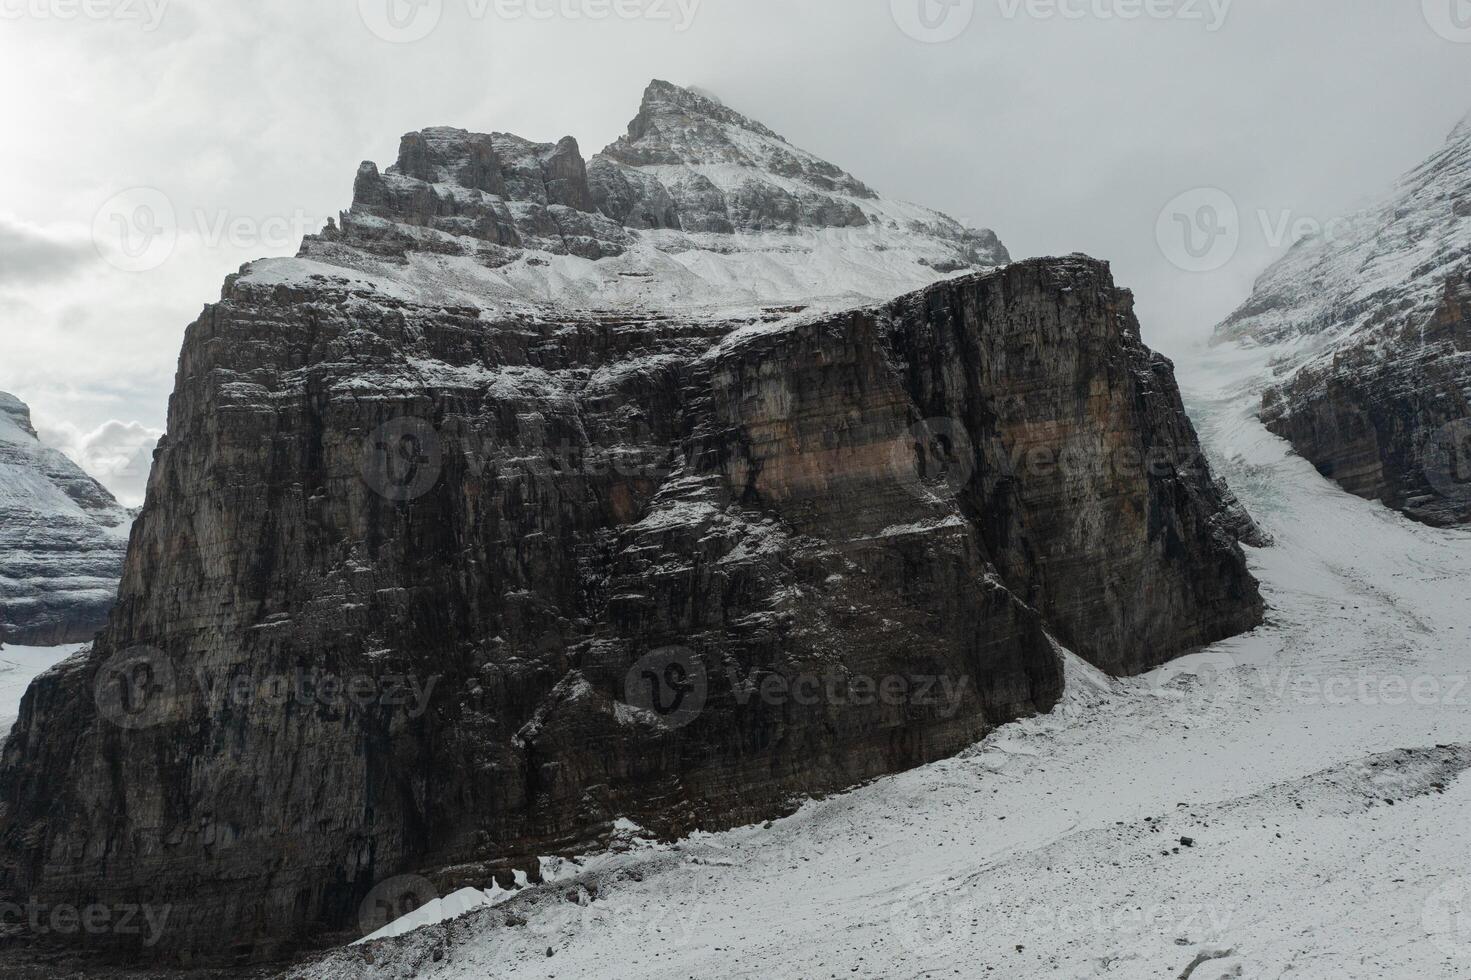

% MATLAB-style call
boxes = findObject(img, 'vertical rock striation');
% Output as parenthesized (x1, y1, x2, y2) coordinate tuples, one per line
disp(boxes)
(0, 81, 1260, 965)
(0, 392, 131, 645)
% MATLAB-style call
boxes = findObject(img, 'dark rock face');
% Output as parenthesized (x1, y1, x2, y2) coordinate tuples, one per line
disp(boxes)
(305, 79, 1009, 298)
(0, 82, 1261, 965)
(1215, 112, 1471, 526)
(0, 255, 1260, 964)
(0, 392, 132, 646)
(1261, 275, 1471, 526)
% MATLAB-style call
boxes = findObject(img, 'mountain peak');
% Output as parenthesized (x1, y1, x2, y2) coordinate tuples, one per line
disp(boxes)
(282, 78, 1006, 315)
(633, 79, 784, 143)
(600, 79, 875, 199)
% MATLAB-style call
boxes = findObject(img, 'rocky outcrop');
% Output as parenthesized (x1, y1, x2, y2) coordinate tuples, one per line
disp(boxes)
(0, 392, 131, 645)
(0, 257, 1260, 965)
(295, 80, 1009, 315)
(0, 82, 1259, 966)
(1216, 111, 1471, 526)
(1259, 275, 1471, 526)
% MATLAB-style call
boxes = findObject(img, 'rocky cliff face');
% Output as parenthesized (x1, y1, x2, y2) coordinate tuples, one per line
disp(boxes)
(0, 392, 131, 645)
(292, 79, 1008, 316)
(1215, 112, 1471, 526)
(0, 82, 1260, 965)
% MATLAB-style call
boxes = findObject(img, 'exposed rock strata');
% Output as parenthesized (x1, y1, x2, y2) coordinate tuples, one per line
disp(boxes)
(0, 257, 1260, 964)
(0, 392, 131, 645)
(0, 81, 1260, 965)
(1216, 112, 1471, 526)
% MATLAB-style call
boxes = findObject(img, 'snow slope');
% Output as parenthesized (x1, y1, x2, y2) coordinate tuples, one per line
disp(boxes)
(0, 642, 85, 731)
(0, 392, 131, 645)
(240, 81, 1008, 323)
(285, 342, 1471, 980)
(1214, 112, 1471, 372)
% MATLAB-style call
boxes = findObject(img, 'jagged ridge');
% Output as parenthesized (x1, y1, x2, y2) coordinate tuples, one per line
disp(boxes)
(275, 80, 1007, 317)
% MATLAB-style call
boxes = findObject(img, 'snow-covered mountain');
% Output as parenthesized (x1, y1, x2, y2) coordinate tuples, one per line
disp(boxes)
(251, 79, 1008, 317)
(1213, 111, 1471, 526)
(0, 391, 131, 645)
(0, 81, 1265, 964)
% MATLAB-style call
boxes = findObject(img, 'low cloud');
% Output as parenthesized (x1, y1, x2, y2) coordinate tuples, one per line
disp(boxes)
(0, 217, 92, 285)
(37, 418, 162, 508)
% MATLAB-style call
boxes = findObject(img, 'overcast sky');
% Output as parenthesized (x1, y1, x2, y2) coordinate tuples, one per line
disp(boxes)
(2, 0, 1468, 503)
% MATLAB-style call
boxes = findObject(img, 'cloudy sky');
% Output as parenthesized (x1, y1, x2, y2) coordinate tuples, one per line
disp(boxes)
(2, 0, 1468, 503)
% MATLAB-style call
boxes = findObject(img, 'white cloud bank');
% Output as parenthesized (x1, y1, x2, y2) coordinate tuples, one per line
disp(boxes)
(36, 417, 162, 508)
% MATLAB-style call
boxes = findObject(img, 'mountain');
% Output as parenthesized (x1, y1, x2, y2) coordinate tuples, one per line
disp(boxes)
(0, 82, 1260, 963)
(0, 392, 131, 645)
(1214, 112, 1471, 526)
(277, 78, 1007, 315)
